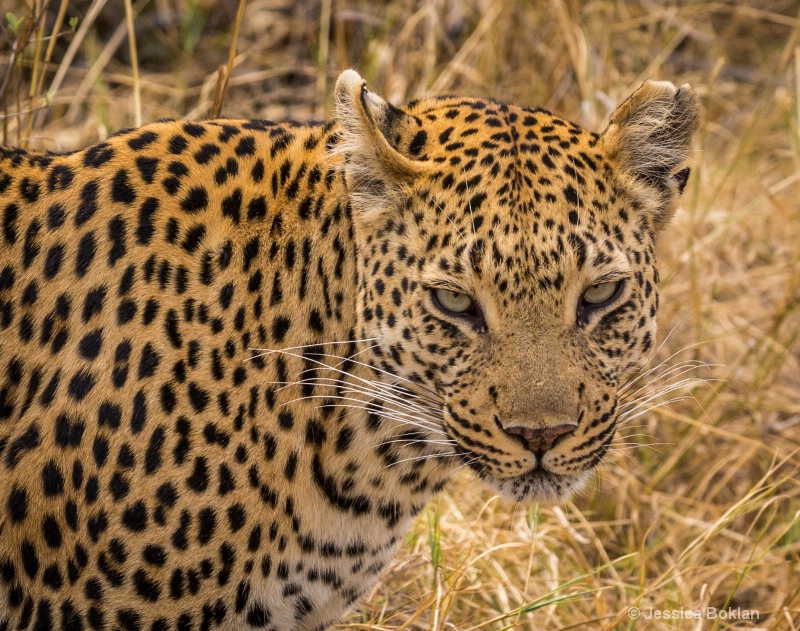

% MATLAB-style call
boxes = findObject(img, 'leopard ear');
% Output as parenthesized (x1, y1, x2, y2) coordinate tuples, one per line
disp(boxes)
(601, 81, 699, 227)
(334, 70, 428, 221)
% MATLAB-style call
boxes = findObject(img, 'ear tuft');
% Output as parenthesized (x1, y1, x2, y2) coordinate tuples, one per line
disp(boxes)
(333, 70, 428, 222)
(602, 81, 699, 190)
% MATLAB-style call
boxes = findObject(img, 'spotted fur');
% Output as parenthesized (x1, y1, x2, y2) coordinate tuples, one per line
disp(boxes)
(0, 70, 698, 630)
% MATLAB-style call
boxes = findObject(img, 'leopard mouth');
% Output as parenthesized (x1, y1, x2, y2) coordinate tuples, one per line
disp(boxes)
(452, 444, 591, 503)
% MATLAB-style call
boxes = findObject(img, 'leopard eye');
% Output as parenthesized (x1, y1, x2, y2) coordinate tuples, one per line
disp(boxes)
(432, 288, 475, 315)
(581, 281, 622, 307)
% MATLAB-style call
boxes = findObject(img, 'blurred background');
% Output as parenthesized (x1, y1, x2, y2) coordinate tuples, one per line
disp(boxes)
(2, 1, 800, 628)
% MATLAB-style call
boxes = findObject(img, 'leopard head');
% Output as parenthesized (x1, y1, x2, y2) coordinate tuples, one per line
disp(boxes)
(334, 70, 699, 502)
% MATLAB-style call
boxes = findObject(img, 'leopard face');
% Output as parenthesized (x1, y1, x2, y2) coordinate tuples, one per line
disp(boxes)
(0, 70, 698, 630)
(337, 72, 699, 502)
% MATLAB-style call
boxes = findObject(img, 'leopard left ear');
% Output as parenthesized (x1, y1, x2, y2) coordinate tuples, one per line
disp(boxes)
(334, 70, 429, 221)
(601, 81, 699, 228)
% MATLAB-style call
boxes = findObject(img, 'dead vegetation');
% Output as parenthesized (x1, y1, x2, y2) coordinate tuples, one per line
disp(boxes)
(2, 0, 799, 628)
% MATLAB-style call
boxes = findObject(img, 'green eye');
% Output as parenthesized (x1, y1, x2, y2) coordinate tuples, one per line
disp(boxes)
(433, 288, 475, 314)
(581, 281, 621, 306)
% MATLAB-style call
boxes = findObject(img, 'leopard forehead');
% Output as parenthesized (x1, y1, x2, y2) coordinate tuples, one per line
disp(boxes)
(0, 72, 697, 631)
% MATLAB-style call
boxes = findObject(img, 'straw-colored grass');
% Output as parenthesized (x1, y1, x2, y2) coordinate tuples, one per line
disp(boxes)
(2, 1, 799, 628)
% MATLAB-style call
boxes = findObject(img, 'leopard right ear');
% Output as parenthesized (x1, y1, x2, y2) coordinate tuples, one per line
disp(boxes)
(600, 80, 699, 229)
(334, 70, 428, 221)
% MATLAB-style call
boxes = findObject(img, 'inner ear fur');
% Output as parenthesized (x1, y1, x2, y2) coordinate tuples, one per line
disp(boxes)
(334, 70, 429, 220)
(601, 81, 699, 221)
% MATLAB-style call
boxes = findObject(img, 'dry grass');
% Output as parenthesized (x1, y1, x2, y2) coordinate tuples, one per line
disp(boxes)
(3, 0, 800, 629)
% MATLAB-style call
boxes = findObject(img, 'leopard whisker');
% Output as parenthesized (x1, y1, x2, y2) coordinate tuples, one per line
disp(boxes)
(259, 345, 446, 403)
(256, 346, 444, 407)
(286, 371, 444, 412)
(618, 396, 696, 424)
(620, 341, 719, 395)
(294, 349, 446, 403)
(385, 452, 463, 468)
(274, 376, 444, 419)
(619, 360, 720, 401)
(619, 375, 714, 410)
(287, 398, 450, 438)
(248, 338, 379, 355)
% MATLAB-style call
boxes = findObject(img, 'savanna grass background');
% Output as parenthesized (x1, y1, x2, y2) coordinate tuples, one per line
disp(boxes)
(2, 0, 800, 628)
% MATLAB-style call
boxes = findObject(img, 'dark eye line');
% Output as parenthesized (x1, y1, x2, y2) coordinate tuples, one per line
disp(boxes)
(588, 271, 630, 286)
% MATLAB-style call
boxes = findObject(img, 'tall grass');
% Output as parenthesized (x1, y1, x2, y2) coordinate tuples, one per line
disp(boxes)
(2, 1, 799, 628)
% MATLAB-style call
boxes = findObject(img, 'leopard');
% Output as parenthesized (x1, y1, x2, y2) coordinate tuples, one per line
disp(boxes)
(0, 69, 699, 631)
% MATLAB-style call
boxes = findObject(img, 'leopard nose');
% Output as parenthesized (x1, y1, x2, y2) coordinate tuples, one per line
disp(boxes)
(505, 424, 577, 454)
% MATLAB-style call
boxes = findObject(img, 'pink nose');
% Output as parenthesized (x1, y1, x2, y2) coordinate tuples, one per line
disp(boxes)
(505, 424, 576, 454)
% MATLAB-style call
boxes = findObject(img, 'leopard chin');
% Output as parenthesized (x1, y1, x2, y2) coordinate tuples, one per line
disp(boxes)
(480, 468, 592, 504)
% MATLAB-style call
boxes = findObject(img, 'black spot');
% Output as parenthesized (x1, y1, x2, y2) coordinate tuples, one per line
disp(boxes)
(41, 514, 62, 548)
(109, 472, 130, 500)
(194, 143, 221, 165)
(108, 215, 127, 264)
(222, 189, 242, 224)
(197, 507, 216, 544)
(23, 219, 42, 268)
(138, 344, 161, 379)
(87, 512, 108, 542)
(111, 169, 137, 204)
(78, 329, 103, 359)
(42, 460, 64, 496)
(181, 224, 206, 253)
(271, 316, 290, 343)
(227, 504, 246, 531)
(116, 609, 142, 631)
(187, 457, 209, 492)
(336, 426, 354, 452)
(47, 165, 75, 191)
(131, 390, 148, 434)
(82, 285, 107, 322)
(308, 309, 324, 332)
(20, 177, 40, 203)
(68, 370, 95, 401)
(134, 156, 158, 184)
(98, 401, 122, 429)
(168, 135, 188, 154)
(181, 186, 208, 213)
(156, 482, 178, 507)
(3, 202, 19, 244)
(21, 540, 39, 578)
(54, 414, 85, 448)
(143, 545, 167, 566)
(247, 196, 267, 220)
(128, 130, 158, 150)
(235, 580, 250, 612)
(132, 569, 160, 602)
(188, 382, 209, 413)
(136, 197, 158, 245)
(46, 203, 66, 230)
(43, 244, 64, 279)
(122, 500, 148, 532)
(83, 143, 114, 168)
(184, 122, 205, 137)
(92, 436, 109, 468)
(278, 410, 293, 430)
(246, 604, 271, 627)
(74, 180, 100, 227)
(75, 231, 97, 278)
(144, 426, 166, 475)
(235, 136, 256, 156)
(7, 486, 28, 522)
(409, 130, 427, 156)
